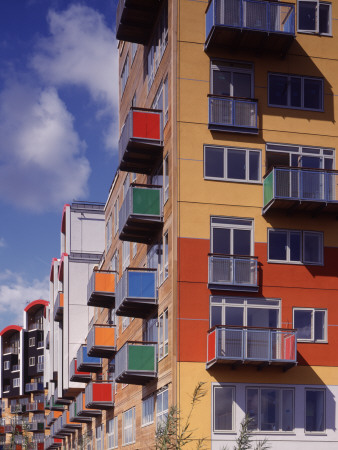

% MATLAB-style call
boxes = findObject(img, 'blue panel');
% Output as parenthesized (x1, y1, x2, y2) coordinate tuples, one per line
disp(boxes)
(128, 271, 156, 299)
(82, 346, 101, 364)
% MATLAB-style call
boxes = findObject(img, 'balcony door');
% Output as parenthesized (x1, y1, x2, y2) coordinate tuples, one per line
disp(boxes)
(212, 61, 253, 98)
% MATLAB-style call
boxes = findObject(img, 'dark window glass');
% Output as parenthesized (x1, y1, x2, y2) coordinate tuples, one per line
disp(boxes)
(304, 79, 322, 110)
(214, 387, 233, 431)
(227, 149, 246, 180)
(213, 228, 230, 254)
(249, 151, 260, 181)
(306, 390, 325, 432)
(233, 229, 251, 255)
(205, 147, 224, 178)
(290, 77, 301, 107)
(269, 231, 287, 261)
(299, 1, 317, 31)
(319, 4, 330, 34)
(314, 310, 325, 341)
(213, 71, 231, 96)
(290, 232, 301, 261)
(294, 309, 312, 339)
(269, 75, 288, 106)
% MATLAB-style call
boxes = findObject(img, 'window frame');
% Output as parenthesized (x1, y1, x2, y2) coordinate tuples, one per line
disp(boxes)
(13, 378, 20, 388)
(114, 198, 119, 236)
(305, 388, 326, 433)
(29, 337, 35, 347)
(210, 216, 254, 256)
(121, 54, 129, 97)
(123, 407, 136, 445)
(29, 357, 35, 367)
(3, 361, 9, 371)
(293, 307, 327, 343)
(297, 1, 332, 35)
(211, 60, 254, 98)
(107, 417, 118, 449)
(142, 395, 155, 427)
(212, 384, 235, 433)
(106, 214, 112, 251)
(158, 309, 168, 360)
(163, 154, 169, 203)
(156, 388, 169, 429)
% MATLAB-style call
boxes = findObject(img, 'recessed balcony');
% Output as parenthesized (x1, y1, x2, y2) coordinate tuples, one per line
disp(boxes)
(208, 95, 258, 134)
(86, 324, 116, 358)
(76, 345, 102, 372)
(54, 292, 64, 323)
(116, 0, 163, 44)
(75, 392, 101, 417)
(205, 0, 295, 55)
(263, 166, 338, 215)
(85, 381, 114, 409)
(118, 108, 163, 174)
(87, 270, 116, 308)
(69, 400, 92, 424)
(25, 382, 43, 393)
(115, 341, 157, 385)
(208, 254, 258, 292)
(207, 325, 297, 369)
(119, 184, 163, 244)
(116, 268, 158, 318)
(69, 358, 91, 383)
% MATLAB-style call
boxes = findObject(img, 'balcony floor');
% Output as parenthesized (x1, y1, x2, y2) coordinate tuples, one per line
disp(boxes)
(119, 217, 163, 244)
(87, 346, 116, 359)
(87, 292, 115, 308)
(207, 357, 297, 370)
(119, 141, 163, 175)
(116, 299, 158, 318)
(115, 371, 157, 385)
(263, 198, 338, 216)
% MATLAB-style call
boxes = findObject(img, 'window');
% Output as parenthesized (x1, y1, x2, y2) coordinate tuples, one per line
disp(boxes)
(29, 337, 35, 347)
(106, 215, 112, 251)
(211, 217, 253, 256)
(122, 241, 130, 271)
(268, 229, 323, 265)
(268, 73, 323, 111)
(121, 54, 129, 97)
(95, 424, 104, 450)
(13, 378, 20, 388)
(143, 316, 158, 343)
(29, 357, 35, 366)
(159, 232, 169, 284)
(142, 396, 154, 426)
(111, 250, 119, 273)
(123, 407, 136, 445)
(122, 316, 130, 332)
(298, 1, 331, 35)
(213, 385, 235, 432)
(159, 309, 168, 359)
(123, 174, 130, 200)
(132, 242, 137, 259)
(205, 146, 261, 182)
(246, 387, 294, 431)
(211, 60, 253, 98)
(107, 417, 118, 449)
(114, 198, 119, 236)
(293, 308, 327, 342)
(164, 154, 169, 203)
(131, 43, 138, 62)
(156, 388, 169, 429)
(38, 355, 44, 365)
(305, 389, 325, 432)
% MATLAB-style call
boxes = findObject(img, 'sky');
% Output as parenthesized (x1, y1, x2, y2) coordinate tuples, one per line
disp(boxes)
(0, 0, 119, 329)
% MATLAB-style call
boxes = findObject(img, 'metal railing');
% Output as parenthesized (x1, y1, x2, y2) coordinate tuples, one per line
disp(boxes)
(208, 254, 258, 287)
(25, 382, 43, 392)
(87, 324, 116, 354)
(209, 95, 257, 130)
(85, 381, 114, 407)
(3, 346, 18, 354)
(87, 270, 116, 302)
(115, 341, 157, 379)
(28, 322, 43, 331)
(206, 0, 295, 37)
(77, 344, 101, 369)
(207, 325, 297, 365)
(11, 364, 19, 372)
(116, 268, 158, 310)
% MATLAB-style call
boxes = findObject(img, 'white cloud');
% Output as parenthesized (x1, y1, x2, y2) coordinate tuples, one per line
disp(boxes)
(0, 82, 90, 212)
(32, 4, 119, 150)
(0, 270, 49, 326)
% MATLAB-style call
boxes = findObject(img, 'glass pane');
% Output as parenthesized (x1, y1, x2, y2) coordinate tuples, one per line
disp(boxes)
(282, 390, 294, 431)
(211, 306, 223, 327)
(269, 230, 287, 261)
(212, 228, 230, 254)
(304, 79, 322, 110)
(247, 308, 278, 328)
(261, 389, 280, 431)
(314, 310, 325, 341)
(214, 387, 233, 431)
(306, 390, 325, 432)
(227, 149, 246, 180)
(299, 1, 317, 31)
(213, 70, 231, 96)
(233, 72, 252, 98)
(290, 231, 301, 262)
(233, 229, 251, 255)
(246, 389, 259, 430)
(269, 75, 288, 106)
(205, 147, 224, 179)
(319, 4, 330, 34)
(294, 309, 312, 339)
(249, 151, 260, 181)
(225, 307, 243, 326)
(303, 232, 321, 264)
(290, 77, 301, 107)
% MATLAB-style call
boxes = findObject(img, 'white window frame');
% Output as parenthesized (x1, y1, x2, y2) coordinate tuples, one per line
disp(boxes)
(122, 316, 130, 332)
(204, 146, 261, 183)
(13, 378, 20, 388)
(212, 384, 235, 432)
(159, 309, 168, 360)
(29, 337, 35, 347)
(106, 214, 112, 251)
(111, 249, 119, 273)
(122, 241, 130, 271)
(305, 388, 326, 433)
(297, 1, 331, 35)
(268, 229, 323, 265)
(164, 154, 169, 203)
(38, 355, 44, 364)
(132, 242, 137, 259)
(107, 417, 118, 449)
(123, 407, 136, 445)
(95, 424, 104, 450)
(29, 357, 35, 366)
(3, 361, 9, 370)
(211, 216, 254, 256)
(121, 54, 129, 97)
(293, 308, 327, 342)
(211, 60, 254, 98)
(142, 395, 154, 426)
(114, 198, 119, 236)
(156, 388, 169, 429)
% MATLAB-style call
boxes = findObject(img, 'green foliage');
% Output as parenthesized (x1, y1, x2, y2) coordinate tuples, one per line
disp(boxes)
(222, 416, 270, 450)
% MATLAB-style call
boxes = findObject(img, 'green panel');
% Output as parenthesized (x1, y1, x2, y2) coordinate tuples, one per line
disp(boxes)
(128, 345, 155, 371)
(263, 171, 274, 206)
(132, 188, 160, 216)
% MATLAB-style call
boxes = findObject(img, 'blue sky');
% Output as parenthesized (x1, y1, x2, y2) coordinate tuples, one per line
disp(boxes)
(0, 0, 119, 328)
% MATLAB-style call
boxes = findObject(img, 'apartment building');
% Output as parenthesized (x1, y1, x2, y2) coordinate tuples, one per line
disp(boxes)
(0, 299, 48, 449)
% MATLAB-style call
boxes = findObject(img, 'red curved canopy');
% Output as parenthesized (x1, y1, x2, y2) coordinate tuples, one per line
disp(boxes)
(24, 299, 49, 313)
(0, 325, 22, 336)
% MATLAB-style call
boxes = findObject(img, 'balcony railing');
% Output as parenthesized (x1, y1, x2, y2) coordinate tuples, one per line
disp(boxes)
(10, 404, 26, 414)
(87, 270, 116, 308)
(86, 324, 116, 358)
(50, 395, 64, 412)
(85, 381, 114, 409)
(263, 166, 338, 215)
(3, 346, 18, 355)
(207, 325, 297, 368)
(61, 411, 81, 431)
(76, 345, 102, 372)
(205, 0, 295, 54)
(46, 411, 62, 427)
(27, 401, 44, 412)
(25, 382, 44, 393)
(54, 291, 64, 322)
(28, 421, 44, 432)
(76, 392, 101, 417)
(208, 95, 258, 134)
(69, 358, 91, 383)
(69, 401, 92, 423)
(115, 341, 157, 385)
(118, 107, 163, 174)
(45, 436, 63, 449)
(119, 184, 163, 244)
(208, 254, 258, 291)
(116, 268, 158, 318)
(12, 364, 19, 372)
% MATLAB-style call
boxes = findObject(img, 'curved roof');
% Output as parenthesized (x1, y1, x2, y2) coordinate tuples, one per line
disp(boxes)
(0, 325, 22, 336)
(24, 299, 49, 313)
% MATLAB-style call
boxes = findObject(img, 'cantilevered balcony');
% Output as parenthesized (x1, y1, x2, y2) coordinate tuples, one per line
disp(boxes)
(46, 411, 62, 427)
(25, 382, 43, 393)
(118, 108, 163, 174)
(87, 270, 116, 308)
(85, 381, 114, 409)
(86, 324, 116, 358)
(61, 411, 81, 432)
(28, 421, 45, 432)
(69, 400, 92, 424)
(116, 268, 158, 318)
(45, 436, 63, 449)
(54, 292, 64, 322)
(263, 167, 338, 215)
(208, 254, 258, 292)
(208, 95, 258, 134)
(207, 325, 297, 369)
(10, 404, 26, 414)
(115, 341, 157, 385)
(119, 184, 163, 244)
(205, 0, 295, 55)
(76, 345, 102, 373)
(27, 401, 44, 412)
(69, 358, 91, 383)
(116, 0, 163, 44)
(75, 392, 101, 417)
(50, 395, 64, 412)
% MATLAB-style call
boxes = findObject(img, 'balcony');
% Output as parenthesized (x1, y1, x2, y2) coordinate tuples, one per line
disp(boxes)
(69, 400, 92, 423)
(208, 254, 258, 292)
(116, 268, 158, 318)
(10, 404, 26, 414)
(25, 382, 43, 393)
(85, 381, 114, 409)
(206, 325, 297, 369)
(50, 395, 64, 412)
(263, 167, 338, 215)
(87, 270, 116, 308)
(28, 421, 45, 432)
(119, 184, 163, 244)
(86, 324, 116, 358)
(54, 292, 63, 322)
(115, 341, 157, 385)
(76, 345, 102, 372)
(69, 358, 91, 383)
(45, 437, 63, 449)
(116, 0, 163, 44)
(61, 411, 81, 432)
(208, 95, 258, 134)
(118, 108, 163, 174)
(27, 401, 44, 412)
(75, 392, 101, 417)
(46, 411, 62, 427)
(205, 0, 295, 56)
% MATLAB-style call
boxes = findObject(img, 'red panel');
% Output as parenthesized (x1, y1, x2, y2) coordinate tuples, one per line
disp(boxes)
(132, 111, 161, 140)
(92, 383, 113, 402)
(0, 426, 5, 434)
(74, 359, 90, 376)
(50, 258, 58, 282)
(24, 299, 49, 312)
(61, 204, 70, 233)
(38, 444, 44, 450)
(0, 325, 22, 336)
(55, 439, 63, 443)
(178, 319, 209, 362)
(178, 237, 209, 283)
(207, 330, 216, 362)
